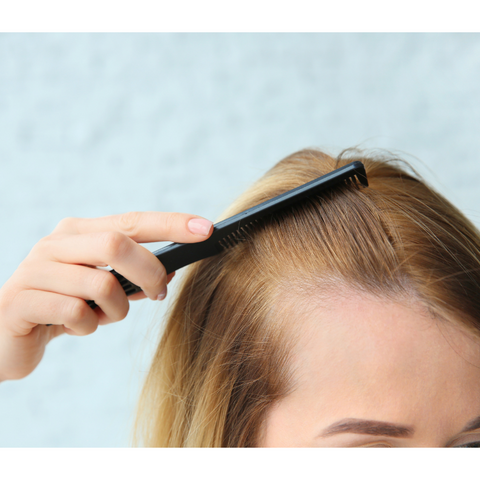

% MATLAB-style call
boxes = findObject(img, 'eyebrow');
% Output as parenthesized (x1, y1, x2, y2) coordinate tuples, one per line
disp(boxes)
(319, 415, 480, 439)
(319, 418, 415, 438)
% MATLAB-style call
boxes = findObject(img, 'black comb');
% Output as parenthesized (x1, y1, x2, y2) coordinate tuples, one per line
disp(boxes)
(44, 161, 368, 320)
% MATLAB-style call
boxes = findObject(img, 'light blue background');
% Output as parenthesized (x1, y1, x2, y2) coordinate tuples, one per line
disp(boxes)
(0, 33, 479, 447)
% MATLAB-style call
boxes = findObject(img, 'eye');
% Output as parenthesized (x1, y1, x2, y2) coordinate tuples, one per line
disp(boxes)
(453, 440, 480, 448)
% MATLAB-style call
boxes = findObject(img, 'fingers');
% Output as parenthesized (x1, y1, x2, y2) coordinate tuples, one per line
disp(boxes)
(37, 230, 184, 300)
(12, 290, 99, 336)
(10, 211, 190, 344)
(52, 211, 214, 243)
(13, 250, 178, 340)
(17, 261, 130, 321)
(37, 233, 166, 300)
(39, 211, 204, 302)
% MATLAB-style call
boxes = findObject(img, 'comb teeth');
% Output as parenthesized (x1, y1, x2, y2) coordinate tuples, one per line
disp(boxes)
(344, 176, 354, 187)
(342, 174, 362, 189)
(218, 219, 260, 250)
(117, 274, 140, 295)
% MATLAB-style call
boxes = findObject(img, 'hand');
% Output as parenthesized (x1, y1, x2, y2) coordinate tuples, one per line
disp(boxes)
(0, 211, 213, 381)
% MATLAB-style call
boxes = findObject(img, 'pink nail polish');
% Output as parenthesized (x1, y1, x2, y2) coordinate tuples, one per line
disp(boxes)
(188, 218, 213, 236)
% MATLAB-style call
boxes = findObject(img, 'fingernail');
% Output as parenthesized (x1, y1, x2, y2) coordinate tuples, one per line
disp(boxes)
(157, 286, 167, 301)
(188, 218, 213, 236)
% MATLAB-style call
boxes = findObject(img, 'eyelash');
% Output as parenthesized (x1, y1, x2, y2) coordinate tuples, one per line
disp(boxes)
(454, 441, 480, 448)
(362, 440, 480, 448)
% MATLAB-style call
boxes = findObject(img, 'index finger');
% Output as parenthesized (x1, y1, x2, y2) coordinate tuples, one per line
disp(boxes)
(53, 211, 214, 243)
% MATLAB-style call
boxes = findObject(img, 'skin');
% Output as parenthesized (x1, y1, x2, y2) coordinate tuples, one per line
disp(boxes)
(260, 290, 480, 447)
(0, 211, 214, 382)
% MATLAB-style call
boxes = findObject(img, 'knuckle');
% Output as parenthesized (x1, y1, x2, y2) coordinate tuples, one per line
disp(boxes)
(92, 272, 118, 300)
(0, 288, 24, 333)
(31, 232, 70, 259)
(30, 235, 53, 256)
(116, 211, 142, 236)
(100, 231, 129, 261)
(10, 263, 33, 289)
(0, 288, 12, 315)
(54, 216, 77, 232)
(67, 298, 89, 325)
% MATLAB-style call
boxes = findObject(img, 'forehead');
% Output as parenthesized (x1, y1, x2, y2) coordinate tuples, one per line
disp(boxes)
(274, 289, 480, 431)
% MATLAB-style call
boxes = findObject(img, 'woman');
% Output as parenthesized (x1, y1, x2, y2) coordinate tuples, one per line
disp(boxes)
(1, 148, 480, 447)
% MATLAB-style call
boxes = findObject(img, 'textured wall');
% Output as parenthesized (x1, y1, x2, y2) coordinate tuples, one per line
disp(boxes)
(0, 33, 479, 446)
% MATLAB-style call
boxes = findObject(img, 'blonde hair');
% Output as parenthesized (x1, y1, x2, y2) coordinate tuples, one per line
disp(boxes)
(132, 148, 480, 447)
